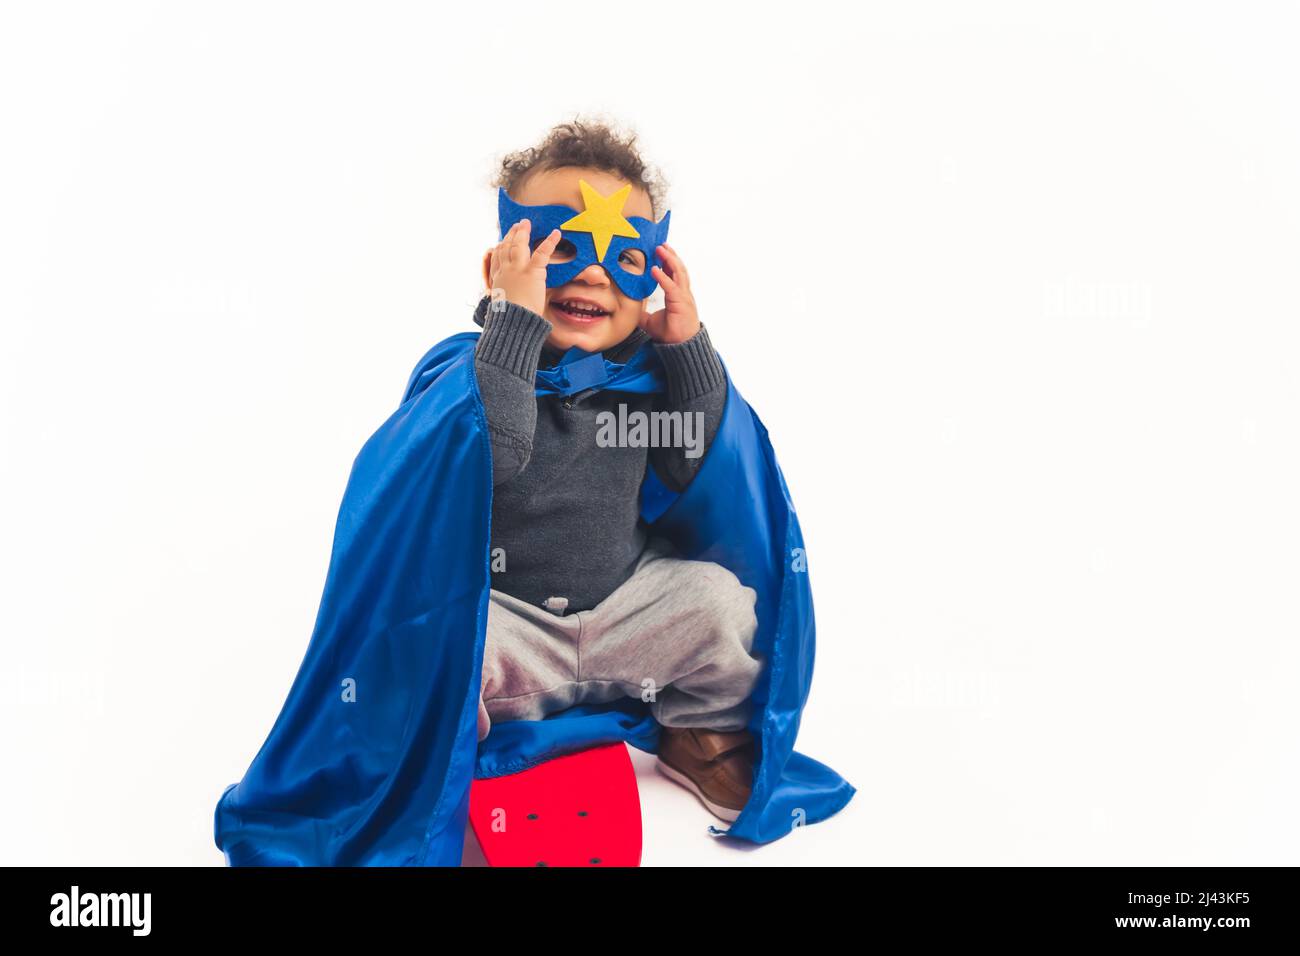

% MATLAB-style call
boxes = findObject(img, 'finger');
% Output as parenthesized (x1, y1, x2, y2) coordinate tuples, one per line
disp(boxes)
(492, 227, 518, 278)
(651, 244, 677, 284)
(509, 218, 532, 266)
(638, 303, 665, 335)
(657, 243, 689, 289)
(650, 263, 678, 297)
(492, 223, 519, 274)
(499, 221, 519, 267)
(531, 228, 563, 266)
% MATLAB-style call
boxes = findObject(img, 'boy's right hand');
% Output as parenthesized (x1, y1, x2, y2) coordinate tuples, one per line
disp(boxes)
(488, 219, 562, 318)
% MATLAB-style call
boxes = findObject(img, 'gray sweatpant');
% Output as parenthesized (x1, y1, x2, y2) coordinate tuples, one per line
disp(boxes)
(476, 537, 763, 742)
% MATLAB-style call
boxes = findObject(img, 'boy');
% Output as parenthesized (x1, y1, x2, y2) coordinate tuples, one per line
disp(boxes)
(471, 120, 763, 821)
(214, 120, 853, 866)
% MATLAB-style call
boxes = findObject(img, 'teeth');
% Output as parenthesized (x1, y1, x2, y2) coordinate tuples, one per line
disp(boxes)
(558, 301, 605, 315)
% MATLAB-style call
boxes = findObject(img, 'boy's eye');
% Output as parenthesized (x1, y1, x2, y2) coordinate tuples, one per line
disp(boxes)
(617, 248, 646, 275)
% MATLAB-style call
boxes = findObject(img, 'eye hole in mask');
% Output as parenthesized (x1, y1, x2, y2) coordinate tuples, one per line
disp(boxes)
(616, 247, 647, 276)
(530, 236, 577, 262)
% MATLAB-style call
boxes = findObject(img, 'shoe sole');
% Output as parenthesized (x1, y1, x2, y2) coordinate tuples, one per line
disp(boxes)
(654, 758, 743, 823)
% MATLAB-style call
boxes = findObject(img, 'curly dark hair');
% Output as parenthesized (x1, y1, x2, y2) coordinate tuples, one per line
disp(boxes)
(490, 115, 669, 219)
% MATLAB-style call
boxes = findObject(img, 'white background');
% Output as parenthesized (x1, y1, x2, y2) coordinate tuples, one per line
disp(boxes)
(2, 1, 1297, 866)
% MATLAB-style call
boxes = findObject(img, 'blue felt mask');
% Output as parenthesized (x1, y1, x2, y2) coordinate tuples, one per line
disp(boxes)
(497, 178, 671, 301)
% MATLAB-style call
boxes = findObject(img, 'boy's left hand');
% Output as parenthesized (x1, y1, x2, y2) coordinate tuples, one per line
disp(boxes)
(640, 243, 701, 344)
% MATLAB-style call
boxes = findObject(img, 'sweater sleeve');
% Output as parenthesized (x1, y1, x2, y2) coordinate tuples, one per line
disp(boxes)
(648, 322, 728, 493)
(471, 295, 553, 486)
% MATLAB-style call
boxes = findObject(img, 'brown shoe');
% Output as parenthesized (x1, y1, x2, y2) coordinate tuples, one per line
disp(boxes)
(655, 726, 756, 823)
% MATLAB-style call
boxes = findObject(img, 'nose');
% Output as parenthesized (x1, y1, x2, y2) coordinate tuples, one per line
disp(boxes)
(572, 262, 611, 286)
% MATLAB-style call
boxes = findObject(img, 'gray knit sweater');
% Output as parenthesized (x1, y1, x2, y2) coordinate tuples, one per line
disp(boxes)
(470, 294, 727, 612)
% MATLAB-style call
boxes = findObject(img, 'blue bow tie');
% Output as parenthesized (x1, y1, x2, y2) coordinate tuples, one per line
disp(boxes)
(534, 345, 665, 397)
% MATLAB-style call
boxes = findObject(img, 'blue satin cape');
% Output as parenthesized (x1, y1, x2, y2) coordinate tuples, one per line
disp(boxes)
(214, 331, 855, 865)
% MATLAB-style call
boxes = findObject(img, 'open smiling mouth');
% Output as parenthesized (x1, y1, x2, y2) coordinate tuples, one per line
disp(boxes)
(551, 297, 612, 321)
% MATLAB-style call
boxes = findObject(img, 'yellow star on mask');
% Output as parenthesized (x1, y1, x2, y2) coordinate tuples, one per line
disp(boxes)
(558, 179, 641, 263)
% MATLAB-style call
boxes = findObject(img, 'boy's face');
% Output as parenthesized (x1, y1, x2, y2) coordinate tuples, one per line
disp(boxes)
(484, 165, 655, 354)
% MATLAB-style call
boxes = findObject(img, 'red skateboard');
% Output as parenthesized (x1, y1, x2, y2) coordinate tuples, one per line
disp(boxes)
(468, 742, 642, 867)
